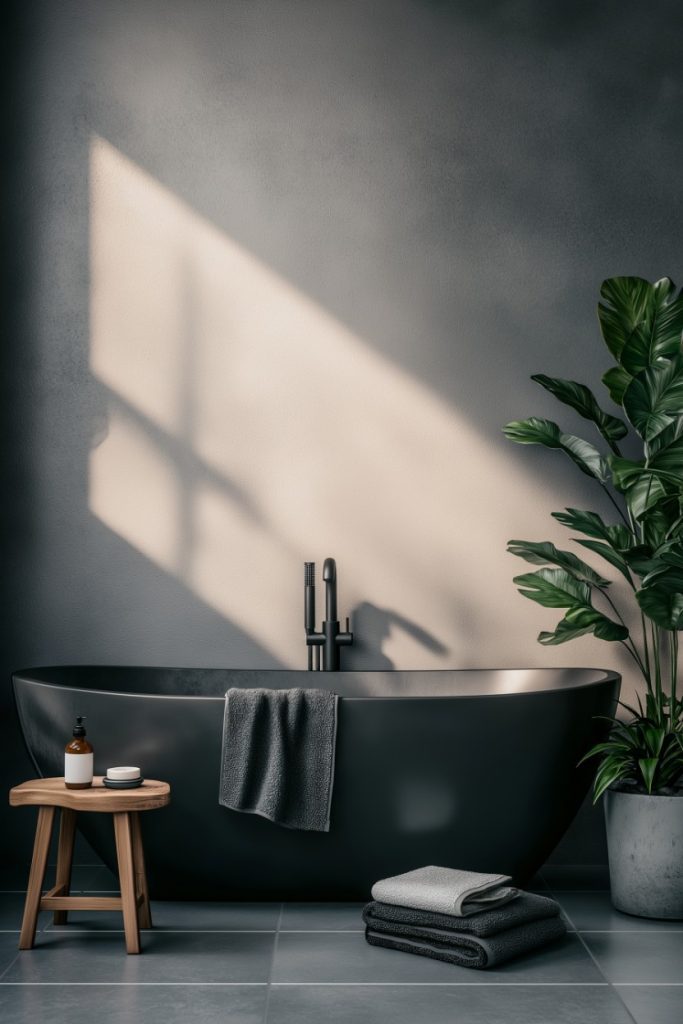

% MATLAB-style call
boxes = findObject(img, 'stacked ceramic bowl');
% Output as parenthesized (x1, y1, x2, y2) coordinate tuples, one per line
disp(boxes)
(103, 766, 144, 789)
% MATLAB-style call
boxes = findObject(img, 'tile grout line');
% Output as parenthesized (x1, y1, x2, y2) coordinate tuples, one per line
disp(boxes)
(556, 896, 642, 1024)
(0, 947, 22, 984)
(0, 981, 271, 986)
(262, 903, 284, 1024)
(0, 981, 613, 987)
(0, 884, 51, 983)
(609, 982, 650, 1024)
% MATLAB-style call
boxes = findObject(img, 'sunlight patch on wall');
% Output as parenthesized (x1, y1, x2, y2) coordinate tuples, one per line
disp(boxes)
(90, 403, 181, 575)
(89, 135, 632, 676)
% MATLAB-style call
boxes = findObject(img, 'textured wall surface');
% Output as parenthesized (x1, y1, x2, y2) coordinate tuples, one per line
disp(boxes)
(2, 0, 682, 863)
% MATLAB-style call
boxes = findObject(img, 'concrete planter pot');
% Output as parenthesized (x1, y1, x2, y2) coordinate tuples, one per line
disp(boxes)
(604, 788, 683, 919)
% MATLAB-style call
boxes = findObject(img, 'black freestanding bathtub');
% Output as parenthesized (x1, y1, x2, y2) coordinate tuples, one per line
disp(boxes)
(12, 666, 619, 899)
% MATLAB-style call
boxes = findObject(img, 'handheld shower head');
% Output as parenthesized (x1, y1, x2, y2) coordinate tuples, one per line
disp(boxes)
(304, 562, 316, 634)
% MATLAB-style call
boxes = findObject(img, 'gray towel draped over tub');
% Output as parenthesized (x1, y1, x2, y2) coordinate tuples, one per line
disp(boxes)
(219, 687, 339, 832)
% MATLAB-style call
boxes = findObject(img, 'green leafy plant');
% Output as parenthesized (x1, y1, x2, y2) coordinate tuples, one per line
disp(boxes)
(504, 276, 683, 801)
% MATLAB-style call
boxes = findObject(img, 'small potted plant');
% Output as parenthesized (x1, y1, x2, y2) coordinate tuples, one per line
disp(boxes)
(504, 275, 683, 919)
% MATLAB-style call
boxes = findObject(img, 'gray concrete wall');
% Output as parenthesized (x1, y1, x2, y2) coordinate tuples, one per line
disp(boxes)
(2, 0, 681, 864)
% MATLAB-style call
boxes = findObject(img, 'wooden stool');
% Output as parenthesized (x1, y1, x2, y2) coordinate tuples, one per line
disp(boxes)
(9, 777, 170, 954)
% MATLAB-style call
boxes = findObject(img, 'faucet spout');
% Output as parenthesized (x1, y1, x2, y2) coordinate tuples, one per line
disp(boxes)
(304, 557, 353, 670)
(323, 558, 337, 621)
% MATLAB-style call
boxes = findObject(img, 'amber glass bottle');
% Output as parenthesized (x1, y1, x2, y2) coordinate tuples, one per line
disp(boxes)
(64, 716, 94, 789)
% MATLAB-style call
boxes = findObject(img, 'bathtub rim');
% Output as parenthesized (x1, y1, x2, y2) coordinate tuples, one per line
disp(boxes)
(12, 664, 621, 702)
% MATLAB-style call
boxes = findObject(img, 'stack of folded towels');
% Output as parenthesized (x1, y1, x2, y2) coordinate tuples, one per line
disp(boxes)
(363, 866, 565, 970)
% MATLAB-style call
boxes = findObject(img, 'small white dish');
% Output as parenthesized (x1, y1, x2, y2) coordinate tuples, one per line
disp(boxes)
(106, 766, 141, 781)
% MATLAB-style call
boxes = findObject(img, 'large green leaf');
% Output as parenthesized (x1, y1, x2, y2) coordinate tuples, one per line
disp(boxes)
(592, 756, 634, 802)
(609, 456, 645, 490)
(642, 505, 680, 548)
(625, 473, 668, 520)
(560, 434, 610, 481)
(539, 605, 628, 645)
(649, 433, 683, 483)
(602, 365, 633, 404)
(640, 722, 666, 757)
(619, 278, 683, 376)
(623, 355, 683, 441)
(503, 419, 609, 480)
(610, 435, 683, 494)
(538, 618, 596, 645)
(646, 416, 683, 456)
(598, 277, 652, 361)
(563, 604, 629, 641)
(620, 545, 660, 577)
(636, 570, 683, 630)
(575, 539, 633, 583)
(659, 541, 683, 570)
(507, 539, 611, 586)
(551, 508, 633, 549)
(514, 568, 628, 647)
(503, 417, 561, 447)
(638, 758, 659, 793)
(513, 568, 590, 608)
(531, 374, 628, 444)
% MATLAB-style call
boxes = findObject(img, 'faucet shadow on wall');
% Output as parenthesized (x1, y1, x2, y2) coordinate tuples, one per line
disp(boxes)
(345, 601, 448, 671)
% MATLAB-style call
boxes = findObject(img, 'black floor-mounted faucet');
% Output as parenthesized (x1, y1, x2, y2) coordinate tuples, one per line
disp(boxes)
(304, 558, 353, 671)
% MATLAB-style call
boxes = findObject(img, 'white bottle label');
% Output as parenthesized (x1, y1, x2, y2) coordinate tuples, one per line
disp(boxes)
(65, 752, 94, 785)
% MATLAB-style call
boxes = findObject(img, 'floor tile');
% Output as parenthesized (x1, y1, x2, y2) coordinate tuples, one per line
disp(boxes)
(582, 932, 683, 983)
(2, 931, 275, 984)
(280, 903, 365, 931)
(47, 901, 281, 932)
(266, 983, 631, 1024)
(0, 983, 266, 1024)
(272, 931, 602, 984)
(0, 935, 20, 977)
(557, 892, 683, 933)
(615, 985, 683, 1024)
(542, 865, 611, 891)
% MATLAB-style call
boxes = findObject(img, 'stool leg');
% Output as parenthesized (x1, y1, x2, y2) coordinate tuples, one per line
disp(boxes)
(53, 808, 77, 925)
(19, 805, 55, 949)
(130, 813, 152, 929)
(113, 812, 140, 954)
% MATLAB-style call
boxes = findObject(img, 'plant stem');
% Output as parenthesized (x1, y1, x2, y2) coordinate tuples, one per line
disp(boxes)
(651, 622, 662, 721)
(664, 512, 683, 541)
(670, 629, 679, 732)
(600, 590, 648, 678)
(601, 485, 631, 529)
(641, 612, 651, 683)
(619, 640, 649, 675)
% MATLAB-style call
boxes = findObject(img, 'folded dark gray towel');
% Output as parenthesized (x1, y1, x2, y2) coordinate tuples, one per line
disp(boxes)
(219, 687, 338, 832)
(364, 891, 560, 936)
(363, 893, 566, 969)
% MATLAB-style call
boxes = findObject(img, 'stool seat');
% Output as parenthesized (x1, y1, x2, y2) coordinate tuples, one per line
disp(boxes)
(10, 777, 170, 812)
(9, 776, 171, 955)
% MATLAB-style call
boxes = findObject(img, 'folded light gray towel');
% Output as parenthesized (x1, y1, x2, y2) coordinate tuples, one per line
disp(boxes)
(363, 893, 566, 969)
(219, 687, 338, 832)
(371, 866, 518, 917)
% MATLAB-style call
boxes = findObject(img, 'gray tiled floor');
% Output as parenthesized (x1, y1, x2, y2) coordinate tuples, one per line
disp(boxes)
(1, 865, 681, 1023)
(615, 985, 683, 1024)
